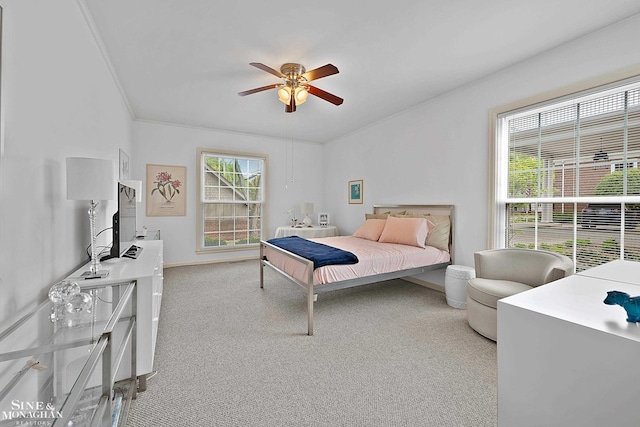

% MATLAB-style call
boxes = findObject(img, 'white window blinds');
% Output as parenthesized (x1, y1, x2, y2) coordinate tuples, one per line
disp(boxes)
(498, 80, 640, 271)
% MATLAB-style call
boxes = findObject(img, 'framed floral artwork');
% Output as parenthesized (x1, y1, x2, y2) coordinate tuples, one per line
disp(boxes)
(146, 164, 186, 216)
(348, 179, 363, 204)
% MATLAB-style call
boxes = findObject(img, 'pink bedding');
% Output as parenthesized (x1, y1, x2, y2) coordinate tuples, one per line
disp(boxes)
(264, 235, 450, 286)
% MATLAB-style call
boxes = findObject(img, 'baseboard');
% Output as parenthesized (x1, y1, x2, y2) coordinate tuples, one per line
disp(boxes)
(164, 256, 258, 269)
(403, 277, 444, 293)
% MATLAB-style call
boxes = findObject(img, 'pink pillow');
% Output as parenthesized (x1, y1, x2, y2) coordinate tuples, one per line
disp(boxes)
(353, 219, 387, 241)
(378, 216, 427, 248)
(393, 214, 436, 246)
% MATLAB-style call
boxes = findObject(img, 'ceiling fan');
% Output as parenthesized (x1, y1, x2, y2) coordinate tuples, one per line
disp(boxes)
(238, 62, 343, 113)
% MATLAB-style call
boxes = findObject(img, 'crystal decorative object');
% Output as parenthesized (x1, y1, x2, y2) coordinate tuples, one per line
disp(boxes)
(50, 306, 64, 323)
(65, 292, 93, 313)
(48, 280, 81, 304)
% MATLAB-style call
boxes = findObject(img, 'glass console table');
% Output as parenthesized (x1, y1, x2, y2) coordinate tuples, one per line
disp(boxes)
(0, 281, 137, 426)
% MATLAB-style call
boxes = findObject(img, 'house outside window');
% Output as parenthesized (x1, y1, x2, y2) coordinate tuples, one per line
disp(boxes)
(495, 79, 640, 272)
(197, 149, 266, 252)
(613, 161, 637, 172)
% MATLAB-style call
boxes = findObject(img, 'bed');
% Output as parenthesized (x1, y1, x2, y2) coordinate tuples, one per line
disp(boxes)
(260, 204, 454, 335)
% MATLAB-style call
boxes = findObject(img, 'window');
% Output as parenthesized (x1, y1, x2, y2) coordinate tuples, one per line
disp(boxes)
(197, 149, 266, 252)
(495, 79, 640, 271)
(613, 161, 637, 172)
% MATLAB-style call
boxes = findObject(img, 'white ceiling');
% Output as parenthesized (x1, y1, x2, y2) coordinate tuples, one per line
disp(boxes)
(83, 0, 640, 144)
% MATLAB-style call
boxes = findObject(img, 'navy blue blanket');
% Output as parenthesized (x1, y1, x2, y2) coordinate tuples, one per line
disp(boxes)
(267, 236, 359, 269)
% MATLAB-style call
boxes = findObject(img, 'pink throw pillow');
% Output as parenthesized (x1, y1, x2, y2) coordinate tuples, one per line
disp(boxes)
(378, 216, 427, 248)
(353, 219, 387, 241)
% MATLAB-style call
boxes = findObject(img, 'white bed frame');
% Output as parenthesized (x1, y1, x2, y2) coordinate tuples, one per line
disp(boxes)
(260, 204, 455, 335)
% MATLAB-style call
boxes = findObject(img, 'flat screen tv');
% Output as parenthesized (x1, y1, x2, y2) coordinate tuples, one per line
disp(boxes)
(102, 182, 141, 260)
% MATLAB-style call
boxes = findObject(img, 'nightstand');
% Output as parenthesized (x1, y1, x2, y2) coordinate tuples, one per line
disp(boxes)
(274, 225, 338, 238)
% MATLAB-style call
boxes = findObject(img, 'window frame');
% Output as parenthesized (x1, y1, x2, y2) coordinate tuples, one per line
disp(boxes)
(196, 148, 268, 254)
(489, 69, 640, 271)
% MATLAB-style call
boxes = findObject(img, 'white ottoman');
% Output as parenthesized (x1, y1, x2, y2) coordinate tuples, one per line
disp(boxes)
(445, 265, 475, 309)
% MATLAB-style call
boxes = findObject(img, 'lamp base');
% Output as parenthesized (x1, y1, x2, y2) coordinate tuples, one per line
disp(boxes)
(80, 270, 110, 280)
(302, 215, 313, 227)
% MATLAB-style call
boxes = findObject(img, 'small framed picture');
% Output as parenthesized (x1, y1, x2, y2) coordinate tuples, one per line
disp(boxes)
(318, 212, 330, 226)
(119, 149, 130, 180)
(348, 179, 363, 204)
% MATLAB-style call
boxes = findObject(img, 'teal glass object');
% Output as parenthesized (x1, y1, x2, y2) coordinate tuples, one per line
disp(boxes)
(604, 291, 640, 322)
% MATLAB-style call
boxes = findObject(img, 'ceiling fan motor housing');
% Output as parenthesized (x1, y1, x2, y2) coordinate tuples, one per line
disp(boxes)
(280, 63, 306, 80)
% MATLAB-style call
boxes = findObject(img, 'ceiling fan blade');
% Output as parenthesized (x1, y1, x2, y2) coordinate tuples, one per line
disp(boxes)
(238, 84, 279, 96)
(307, 85, 343, 106)
(249, 62, 284, 78)
(301, 64, 339, 82)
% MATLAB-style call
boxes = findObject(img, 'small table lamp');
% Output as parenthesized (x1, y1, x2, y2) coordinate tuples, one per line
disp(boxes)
(301, 202, 314, 227)
(66, 157, 115, 279)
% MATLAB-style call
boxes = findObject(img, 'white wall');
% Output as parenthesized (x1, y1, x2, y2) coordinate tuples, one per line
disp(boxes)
(133, 121, 324, 266)
(2, 1, 638, 319)
(323, 14, 640, 286)
(0, 0, 133, 325)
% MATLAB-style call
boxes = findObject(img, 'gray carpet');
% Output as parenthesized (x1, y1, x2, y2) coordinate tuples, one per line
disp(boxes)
(126, 260, 497, 426)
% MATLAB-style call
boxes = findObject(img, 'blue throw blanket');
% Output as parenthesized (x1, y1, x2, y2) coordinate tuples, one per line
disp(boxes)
(267, 236, 359, 269)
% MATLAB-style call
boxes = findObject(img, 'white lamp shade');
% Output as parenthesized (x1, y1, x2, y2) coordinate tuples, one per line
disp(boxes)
(295, 87, 308, 105)
(66, 157, 115, 201)
(120, 179, 143, 202)
(278, 86, 291, 105)
(301, 202, 314, 215)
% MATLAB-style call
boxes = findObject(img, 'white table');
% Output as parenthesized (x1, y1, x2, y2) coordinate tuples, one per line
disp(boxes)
(497, 260, 640, 427)
(576, 259, 640, 285)
(275, 225, 338, 238)
(444, 265, 475, 309)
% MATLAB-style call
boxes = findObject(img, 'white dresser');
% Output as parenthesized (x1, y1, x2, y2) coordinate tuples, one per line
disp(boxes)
(66, 239, 163, 390)
(497, 260, 640, 426)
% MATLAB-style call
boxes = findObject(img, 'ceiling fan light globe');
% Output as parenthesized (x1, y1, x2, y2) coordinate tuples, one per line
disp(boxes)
(295, 87, 308, 105)
(278, 86, 291, 105)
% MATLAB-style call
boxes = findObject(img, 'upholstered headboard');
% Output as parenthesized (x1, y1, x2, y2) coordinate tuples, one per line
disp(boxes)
(372, 204, 455, 263)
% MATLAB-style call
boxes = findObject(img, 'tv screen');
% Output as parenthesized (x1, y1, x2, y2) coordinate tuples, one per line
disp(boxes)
(103, 182, 140, 260)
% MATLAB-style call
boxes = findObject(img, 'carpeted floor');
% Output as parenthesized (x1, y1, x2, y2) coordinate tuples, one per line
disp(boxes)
(126, 260, 497, 426)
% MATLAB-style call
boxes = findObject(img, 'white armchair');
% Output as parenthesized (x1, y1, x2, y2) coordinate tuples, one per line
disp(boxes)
(467, 248, 574, 341)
